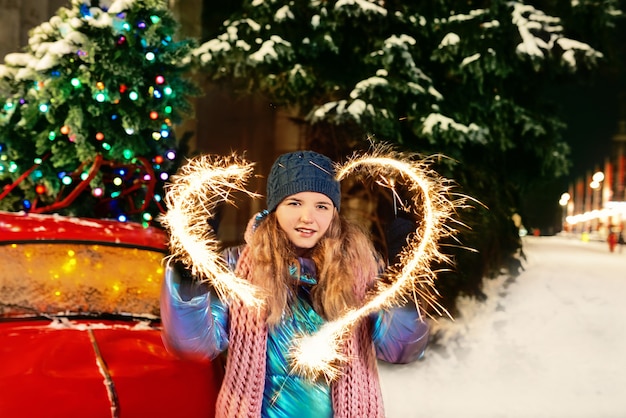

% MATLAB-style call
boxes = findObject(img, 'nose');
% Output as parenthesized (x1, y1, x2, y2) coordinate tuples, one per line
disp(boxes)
(299, 207, 313, 223)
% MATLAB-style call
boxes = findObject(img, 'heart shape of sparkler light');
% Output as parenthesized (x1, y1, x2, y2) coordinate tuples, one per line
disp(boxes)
(160, 146, 456, 382)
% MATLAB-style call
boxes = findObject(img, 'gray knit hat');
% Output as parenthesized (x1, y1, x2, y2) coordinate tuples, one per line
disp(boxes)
(266, 150, 341, 212)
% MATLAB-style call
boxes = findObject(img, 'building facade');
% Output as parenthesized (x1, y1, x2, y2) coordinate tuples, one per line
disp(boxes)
(565, 120, 626, 237)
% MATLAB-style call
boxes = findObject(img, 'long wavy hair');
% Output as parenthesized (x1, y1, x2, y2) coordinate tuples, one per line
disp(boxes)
(244, 211, 379, 325)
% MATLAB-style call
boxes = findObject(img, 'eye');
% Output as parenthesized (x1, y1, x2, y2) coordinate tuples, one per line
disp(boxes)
(316, 204, 331, 210)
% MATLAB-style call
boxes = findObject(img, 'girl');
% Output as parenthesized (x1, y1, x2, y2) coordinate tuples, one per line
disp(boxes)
(160, 150, 429, 418)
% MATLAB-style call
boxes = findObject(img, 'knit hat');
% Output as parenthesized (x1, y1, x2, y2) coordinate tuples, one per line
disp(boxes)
(266, 150, 341, 212)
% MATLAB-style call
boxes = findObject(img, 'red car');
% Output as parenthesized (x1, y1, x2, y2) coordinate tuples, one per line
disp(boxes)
(0, 211, 223, 418)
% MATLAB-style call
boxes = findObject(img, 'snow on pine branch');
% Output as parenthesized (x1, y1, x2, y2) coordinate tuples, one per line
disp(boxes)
(310, 99, 373, 123)
(510, 1, 603, 68)
(421, 113, 481, 136)
(3, 1, 120, 78)
(249, 36, 292, 64)
(334, 0, 387, 17)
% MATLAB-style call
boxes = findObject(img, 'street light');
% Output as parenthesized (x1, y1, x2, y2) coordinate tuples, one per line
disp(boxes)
(587, 171, 605, 235)
(593, 171, 605, 183)
(559, 192, 570, 232)
(589, 171, 604, 210)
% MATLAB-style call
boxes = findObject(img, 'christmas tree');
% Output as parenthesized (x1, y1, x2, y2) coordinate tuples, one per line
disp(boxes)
(0, 0, 198, 225)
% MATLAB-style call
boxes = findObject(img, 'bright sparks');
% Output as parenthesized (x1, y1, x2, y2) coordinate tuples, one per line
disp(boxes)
(160, 147, 459, 383)
(159, 154, 263, 306)
(289, 146, 458, 382)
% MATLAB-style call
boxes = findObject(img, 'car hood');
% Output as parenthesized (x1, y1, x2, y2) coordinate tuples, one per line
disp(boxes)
(0, 210, 167, 251)
(0, 319, 222, 418)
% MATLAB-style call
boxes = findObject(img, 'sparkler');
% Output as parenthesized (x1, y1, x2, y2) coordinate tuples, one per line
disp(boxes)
(159, 154, 263, 307)
(161, 146, 458, 382)
(289, 146, 457, 382)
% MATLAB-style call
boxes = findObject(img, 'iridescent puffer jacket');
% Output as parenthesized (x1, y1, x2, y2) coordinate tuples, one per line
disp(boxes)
(160, 247, 429, 417)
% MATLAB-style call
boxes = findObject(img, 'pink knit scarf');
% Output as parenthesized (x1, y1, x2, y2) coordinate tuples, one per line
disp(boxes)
(215, 265, 384, 417)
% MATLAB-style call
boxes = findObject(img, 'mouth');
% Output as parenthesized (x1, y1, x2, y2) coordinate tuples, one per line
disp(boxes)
(295, 227, 316, 236)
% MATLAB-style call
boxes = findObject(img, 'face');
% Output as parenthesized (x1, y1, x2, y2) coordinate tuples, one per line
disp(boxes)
(275, 191, 335, 253)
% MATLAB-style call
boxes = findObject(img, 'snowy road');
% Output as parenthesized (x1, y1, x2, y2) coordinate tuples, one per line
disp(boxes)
(379, 235, 626, 418)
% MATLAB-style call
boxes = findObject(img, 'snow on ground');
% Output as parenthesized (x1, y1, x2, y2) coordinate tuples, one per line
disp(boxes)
(379, 235, 626, 418)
